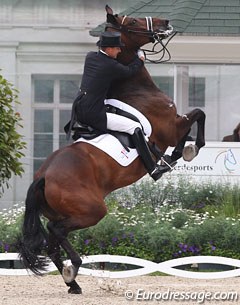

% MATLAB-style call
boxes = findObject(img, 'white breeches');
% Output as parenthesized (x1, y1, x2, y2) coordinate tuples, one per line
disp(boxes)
(106, 112, 142, 135)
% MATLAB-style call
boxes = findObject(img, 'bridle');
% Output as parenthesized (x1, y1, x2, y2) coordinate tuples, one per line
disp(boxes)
(105, 15, 177, 63)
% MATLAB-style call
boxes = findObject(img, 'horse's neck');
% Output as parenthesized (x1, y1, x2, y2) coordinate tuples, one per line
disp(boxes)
(109, 50, 169, 117)
(118, 50, 159, 92)
(109, 61, 159, 100)
(118, 49, 136, 64)
(110, 51, 173, 151)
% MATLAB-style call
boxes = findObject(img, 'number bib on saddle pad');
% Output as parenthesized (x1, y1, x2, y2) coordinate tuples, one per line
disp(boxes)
(74, 99, 152, 166)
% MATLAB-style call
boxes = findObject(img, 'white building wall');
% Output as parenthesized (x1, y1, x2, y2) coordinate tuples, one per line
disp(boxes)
(0, 1, 240, 209)
(0, 0, 112, 208)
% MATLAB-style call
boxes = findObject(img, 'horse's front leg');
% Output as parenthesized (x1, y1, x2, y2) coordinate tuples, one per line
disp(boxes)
(47, 221, 82, 294)
(172, 109, 206, 162)
(170, 129, 191, 162)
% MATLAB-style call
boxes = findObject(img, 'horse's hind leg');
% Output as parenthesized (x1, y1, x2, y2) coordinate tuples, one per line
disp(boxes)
(47, 222, 82, 294)
(47, 232, 82, 294)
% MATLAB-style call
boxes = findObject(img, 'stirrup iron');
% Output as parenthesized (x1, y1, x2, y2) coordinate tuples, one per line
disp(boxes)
(161, 157, 176, 171)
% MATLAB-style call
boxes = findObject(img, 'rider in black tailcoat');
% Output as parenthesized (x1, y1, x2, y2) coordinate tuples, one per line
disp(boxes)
(67, 32, 175, 181)
(76, 39, 143, 132)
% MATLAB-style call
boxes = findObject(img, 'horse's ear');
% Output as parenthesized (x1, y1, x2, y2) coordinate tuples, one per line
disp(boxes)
(105, 4, 113, 15)
(105, 4, 118, 25)
(106, 13, 118, 25)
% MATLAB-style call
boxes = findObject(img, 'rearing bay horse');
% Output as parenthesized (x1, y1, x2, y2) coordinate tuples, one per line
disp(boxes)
(17, 5, 205, 294)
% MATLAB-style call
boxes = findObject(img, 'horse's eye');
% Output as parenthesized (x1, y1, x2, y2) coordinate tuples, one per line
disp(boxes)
(131, 19, 137, 25)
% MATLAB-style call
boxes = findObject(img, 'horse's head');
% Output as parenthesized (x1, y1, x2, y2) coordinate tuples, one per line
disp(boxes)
(105, 5, 173, 50)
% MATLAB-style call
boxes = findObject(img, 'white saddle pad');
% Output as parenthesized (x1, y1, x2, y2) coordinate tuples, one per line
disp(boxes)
(75, 99, 152, 166)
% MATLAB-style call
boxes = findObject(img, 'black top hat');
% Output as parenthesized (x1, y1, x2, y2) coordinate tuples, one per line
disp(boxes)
(96, 32, 125, 47)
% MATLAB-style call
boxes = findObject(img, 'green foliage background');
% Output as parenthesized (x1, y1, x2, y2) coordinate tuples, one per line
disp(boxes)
(0, 74, 26, 197)
(1, 178, 240, 263)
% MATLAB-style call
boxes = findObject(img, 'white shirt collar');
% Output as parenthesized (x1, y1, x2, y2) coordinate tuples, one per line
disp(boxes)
(100, 49, 109, 57)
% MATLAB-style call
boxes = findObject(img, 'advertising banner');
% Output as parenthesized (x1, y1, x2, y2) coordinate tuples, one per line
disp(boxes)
(167, 142, 240, 182)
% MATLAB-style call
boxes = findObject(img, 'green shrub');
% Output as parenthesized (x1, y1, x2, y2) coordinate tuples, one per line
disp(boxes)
(0, 204, 24, 252)
(217, 185, 240, 216)
(1, 179, 240, 263)
(0, 74, 26, 196)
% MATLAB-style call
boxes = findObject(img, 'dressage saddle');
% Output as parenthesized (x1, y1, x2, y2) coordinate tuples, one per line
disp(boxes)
(64, 104, 140, 150)
(64, 104, 164, 159)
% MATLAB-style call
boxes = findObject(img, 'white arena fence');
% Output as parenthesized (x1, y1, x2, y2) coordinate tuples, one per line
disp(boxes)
(1, 253, 240, 279)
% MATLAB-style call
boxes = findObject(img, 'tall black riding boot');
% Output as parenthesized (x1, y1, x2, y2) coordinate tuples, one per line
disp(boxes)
(132, 128, 174, 181)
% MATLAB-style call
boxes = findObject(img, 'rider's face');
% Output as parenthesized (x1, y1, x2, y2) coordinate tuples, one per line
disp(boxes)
(105, 47, 121, 59)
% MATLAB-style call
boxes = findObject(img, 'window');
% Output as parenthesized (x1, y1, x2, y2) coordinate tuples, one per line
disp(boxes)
(189, 77, 205, 107)
(33, 75, 80, 174)
(152, 76, 174, 99)
(149, 64, 240, 141)
(34, 79, 54, 103)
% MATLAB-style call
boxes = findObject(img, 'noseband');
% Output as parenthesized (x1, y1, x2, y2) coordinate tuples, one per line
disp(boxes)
(106, 15, 176, 63)
(119, 15, 174, 40)
(145, 16, 174, 40)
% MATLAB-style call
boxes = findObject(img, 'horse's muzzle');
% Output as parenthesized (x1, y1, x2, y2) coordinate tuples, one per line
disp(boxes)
(154, 23, 174, 40)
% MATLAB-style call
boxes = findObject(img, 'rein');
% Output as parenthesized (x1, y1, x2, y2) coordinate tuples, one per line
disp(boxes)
(105, 16, 177, 64)
(142, 31, 177, 64)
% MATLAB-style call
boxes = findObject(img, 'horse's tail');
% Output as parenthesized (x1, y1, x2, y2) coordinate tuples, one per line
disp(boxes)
(16, 177, 49, 275)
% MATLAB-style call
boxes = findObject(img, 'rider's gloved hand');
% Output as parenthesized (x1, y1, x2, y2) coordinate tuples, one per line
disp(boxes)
(137, 49, 145, 61)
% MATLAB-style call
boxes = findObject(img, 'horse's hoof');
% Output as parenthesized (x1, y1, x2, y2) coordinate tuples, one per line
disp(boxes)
(182, 144, 199, 161)
(63, 264, 77, 283)
(68, 287, 82, 294)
